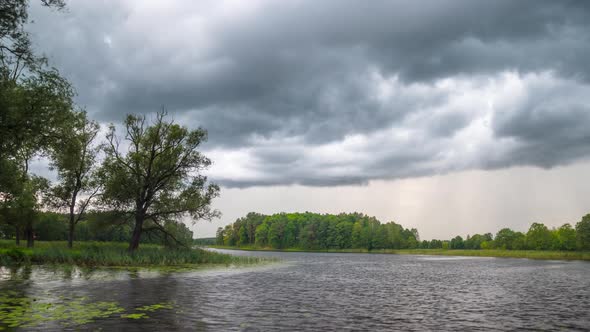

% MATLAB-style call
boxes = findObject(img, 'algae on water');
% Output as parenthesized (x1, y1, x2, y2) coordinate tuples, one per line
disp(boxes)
(0, 290, 176, 329)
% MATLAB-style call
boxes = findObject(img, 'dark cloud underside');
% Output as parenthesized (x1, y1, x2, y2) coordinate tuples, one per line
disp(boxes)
(28, 0, 590, 187)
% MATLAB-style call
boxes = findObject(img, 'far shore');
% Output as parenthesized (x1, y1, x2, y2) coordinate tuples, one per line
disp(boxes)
(208, 246, 590, 261)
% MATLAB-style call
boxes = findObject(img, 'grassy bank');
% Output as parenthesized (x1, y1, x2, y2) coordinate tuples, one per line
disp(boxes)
(0, 241, 269, 267)
(210, 245, 590, 261)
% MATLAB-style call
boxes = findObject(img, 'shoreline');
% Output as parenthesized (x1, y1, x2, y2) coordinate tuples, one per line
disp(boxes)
(208, 246, 590, 261)
(0, 241, 272, 268)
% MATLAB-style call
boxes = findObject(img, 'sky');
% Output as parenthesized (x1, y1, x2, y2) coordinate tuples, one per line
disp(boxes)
(27, 0, 590, 239)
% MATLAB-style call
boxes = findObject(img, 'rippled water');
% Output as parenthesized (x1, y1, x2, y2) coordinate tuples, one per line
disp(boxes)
(2, 250, 590, 331)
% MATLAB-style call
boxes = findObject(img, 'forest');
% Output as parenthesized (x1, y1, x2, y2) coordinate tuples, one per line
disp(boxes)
(217, 212, 590, 251)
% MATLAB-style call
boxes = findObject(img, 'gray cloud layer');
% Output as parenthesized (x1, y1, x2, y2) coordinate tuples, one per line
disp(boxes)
(28, 0, 590, 187)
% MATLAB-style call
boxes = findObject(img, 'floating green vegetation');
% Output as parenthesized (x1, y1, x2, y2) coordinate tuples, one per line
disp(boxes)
(136, 302, 175, 312)
(0, 291, 177, 330)
(120, 313, 148, 319)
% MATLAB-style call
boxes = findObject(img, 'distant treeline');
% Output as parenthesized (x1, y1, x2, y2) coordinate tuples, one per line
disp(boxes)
(217, 212, 419, 250)
(193, 237, 216, 245)
(217, 212, 590, 251)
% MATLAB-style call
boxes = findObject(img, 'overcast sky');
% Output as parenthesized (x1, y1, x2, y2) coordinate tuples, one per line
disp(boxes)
(28, 0, 590, 239)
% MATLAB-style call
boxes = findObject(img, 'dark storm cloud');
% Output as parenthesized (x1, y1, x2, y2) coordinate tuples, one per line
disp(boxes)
(491, 78, 590, 169)
(27, 0, 590, 186)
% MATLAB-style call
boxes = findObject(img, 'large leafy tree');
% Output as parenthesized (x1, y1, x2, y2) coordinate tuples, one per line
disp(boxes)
(0, 0, 65, 84)
(526, 222, 553, 250)
(99, 111, 220, 251)
(450, 235, 465, 249)
(0, 0, 74, 246)
(0, 61, 74, 247)
(494, 228, 525, 250)
(48, 111, 100, 248)
(1, 0, 70, 192)
(555, 223, 576, 251)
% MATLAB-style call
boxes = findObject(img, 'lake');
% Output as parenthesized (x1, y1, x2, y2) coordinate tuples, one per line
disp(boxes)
(1, 249, 590, 331)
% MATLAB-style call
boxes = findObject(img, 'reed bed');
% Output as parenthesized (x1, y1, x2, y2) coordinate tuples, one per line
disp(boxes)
(0, 241, 270, 267)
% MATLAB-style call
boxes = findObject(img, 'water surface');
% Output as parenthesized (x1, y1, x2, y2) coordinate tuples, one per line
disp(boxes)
(1, 250, 589, 331)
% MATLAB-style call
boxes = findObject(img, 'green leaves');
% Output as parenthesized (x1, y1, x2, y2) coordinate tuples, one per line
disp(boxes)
(100, 111, 219, 250)
(0, 1, 75, 248)
(576, 214, 590, 250)
(221, 212, 420, 251)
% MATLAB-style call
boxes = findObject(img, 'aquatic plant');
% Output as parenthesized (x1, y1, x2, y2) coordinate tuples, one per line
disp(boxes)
(0, 291, 181, 329)
(0, 240, 271, 267)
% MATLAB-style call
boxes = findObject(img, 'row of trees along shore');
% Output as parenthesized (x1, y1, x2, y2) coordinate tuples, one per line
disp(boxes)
(0, 1, 218, 251)
(217, 212, 590, 251)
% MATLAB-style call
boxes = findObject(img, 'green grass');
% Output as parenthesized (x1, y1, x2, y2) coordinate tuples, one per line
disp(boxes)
(211, 245, 590, 261)
(0, 240, 270, 267)
(211, 245, 372, 253)
(376, 249, 590, 260)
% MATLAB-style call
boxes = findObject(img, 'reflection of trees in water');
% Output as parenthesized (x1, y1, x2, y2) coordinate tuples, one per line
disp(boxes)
(0, 266, 61, 330)
(80, 272, 204, 331)
(4, 265, 32, 280)
(0, 266, 207, 330)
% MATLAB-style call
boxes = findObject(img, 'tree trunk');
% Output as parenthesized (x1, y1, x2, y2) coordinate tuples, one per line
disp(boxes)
(68, 220, 74, 249)
(128, 213, 144, 252)
(68, 205, 75, 249)
(25, 221, 34, 248)
(15, 226, 20, 246)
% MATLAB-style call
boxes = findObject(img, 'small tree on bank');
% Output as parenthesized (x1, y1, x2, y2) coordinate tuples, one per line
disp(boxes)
(99, 111, 220, 251)
(48, 111, 100, 248)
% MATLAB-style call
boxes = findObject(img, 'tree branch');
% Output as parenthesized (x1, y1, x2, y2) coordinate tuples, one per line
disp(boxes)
(149, 217, 190, 249)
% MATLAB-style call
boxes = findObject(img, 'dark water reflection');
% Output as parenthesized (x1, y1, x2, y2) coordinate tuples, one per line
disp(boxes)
(2, 250, 590, 331)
